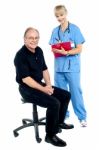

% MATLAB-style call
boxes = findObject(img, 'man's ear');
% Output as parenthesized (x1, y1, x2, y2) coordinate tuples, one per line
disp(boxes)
(24, 38, 26, 44)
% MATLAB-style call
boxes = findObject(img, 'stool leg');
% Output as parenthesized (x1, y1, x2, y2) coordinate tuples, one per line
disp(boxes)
(13, 122, 33, 137)
(34, 123, 42, 143)
(33, 105, 42, 143)
(22, 119, 33, 125)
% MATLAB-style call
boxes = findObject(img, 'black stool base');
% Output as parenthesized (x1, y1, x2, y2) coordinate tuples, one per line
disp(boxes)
(13, 103, 46, 143)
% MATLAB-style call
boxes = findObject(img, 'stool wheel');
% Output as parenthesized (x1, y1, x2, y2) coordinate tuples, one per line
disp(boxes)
(13, 131, 19, 137)
(36, 138, 42, 143)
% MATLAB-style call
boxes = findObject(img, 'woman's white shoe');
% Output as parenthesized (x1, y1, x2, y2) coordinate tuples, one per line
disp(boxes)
(80, 120, 87, 127)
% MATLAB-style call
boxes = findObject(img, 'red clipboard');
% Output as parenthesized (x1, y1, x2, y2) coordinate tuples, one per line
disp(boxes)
(51, 42, 71, 58)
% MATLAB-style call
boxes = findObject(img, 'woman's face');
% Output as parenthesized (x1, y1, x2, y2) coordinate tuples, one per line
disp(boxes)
(55, 9, 67, 25)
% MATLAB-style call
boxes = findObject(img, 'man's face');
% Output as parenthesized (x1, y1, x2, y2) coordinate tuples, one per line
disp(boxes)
(24, 30, 39, 50)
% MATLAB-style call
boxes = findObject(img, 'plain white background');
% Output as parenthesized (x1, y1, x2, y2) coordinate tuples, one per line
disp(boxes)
(0, 0, 99, 149)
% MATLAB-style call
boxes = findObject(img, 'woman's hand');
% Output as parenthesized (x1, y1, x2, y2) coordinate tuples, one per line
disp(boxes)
(52, 47, 68, 55)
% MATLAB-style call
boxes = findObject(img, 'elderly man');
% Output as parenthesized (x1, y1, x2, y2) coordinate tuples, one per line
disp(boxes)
(14, 27, 74, 147)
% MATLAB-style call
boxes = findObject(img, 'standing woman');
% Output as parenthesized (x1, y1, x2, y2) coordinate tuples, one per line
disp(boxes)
(49, 5, 87, 127)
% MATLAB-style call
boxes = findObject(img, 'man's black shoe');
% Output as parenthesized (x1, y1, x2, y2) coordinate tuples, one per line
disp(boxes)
(59, 123, 74, 129)
(45, 134, 67, 147)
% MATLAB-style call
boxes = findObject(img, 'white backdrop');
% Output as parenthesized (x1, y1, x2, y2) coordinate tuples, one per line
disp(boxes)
(0, 0, 99, 150)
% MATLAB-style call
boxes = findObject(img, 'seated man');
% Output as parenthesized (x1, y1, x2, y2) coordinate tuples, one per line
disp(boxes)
(14, 27, 74, 147)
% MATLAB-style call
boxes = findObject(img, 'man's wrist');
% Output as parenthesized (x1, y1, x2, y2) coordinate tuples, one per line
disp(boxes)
(47, 84, 52, 87)
(46, 82, 52, 86)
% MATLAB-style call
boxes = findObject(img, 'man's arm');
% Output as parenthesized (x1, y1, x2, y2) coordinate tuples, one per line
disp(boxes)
(43, 69, 52, 86)
(43, 69, 54, 94)
(22, 76, 54, 95)
(22, 76, 45, 91)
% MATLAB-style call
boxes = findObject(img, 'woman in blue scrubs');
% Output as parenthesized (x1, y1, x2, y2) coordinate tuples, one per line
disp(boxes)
(49, 5, 87, 127)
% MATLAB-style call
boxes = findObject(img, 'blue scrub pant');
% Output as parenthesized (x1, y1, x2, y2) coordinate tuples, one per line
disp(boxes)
(54, 72, 87, 120)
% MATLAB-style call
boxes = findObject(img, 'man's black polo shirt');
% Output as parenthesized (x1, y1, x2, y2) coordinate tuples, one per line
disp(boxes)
(14, 45, 47, 84)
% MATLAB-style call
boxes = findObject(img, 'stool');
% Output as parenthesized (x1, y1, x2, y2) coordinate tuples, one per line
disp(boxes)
(13, 98, 46, 143)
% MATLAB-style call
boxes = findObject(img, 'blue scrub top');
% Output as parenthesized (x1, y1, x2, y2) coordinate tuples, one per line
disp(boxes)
(49, 23, 85, 72)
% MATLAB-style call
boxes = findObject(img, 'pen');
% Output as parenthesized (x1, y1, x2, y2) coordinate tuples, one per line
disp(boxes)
(55, 38, 61, 43)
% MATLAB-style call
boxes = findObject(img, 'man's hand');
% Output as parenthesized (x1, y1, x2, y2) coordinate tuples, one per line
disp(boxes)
(43, 85, 54, 95)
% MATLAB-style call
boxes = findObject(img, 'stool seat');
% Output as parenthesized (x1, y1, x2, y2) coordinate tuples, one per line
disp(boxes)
(13, 98, 46, 143)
